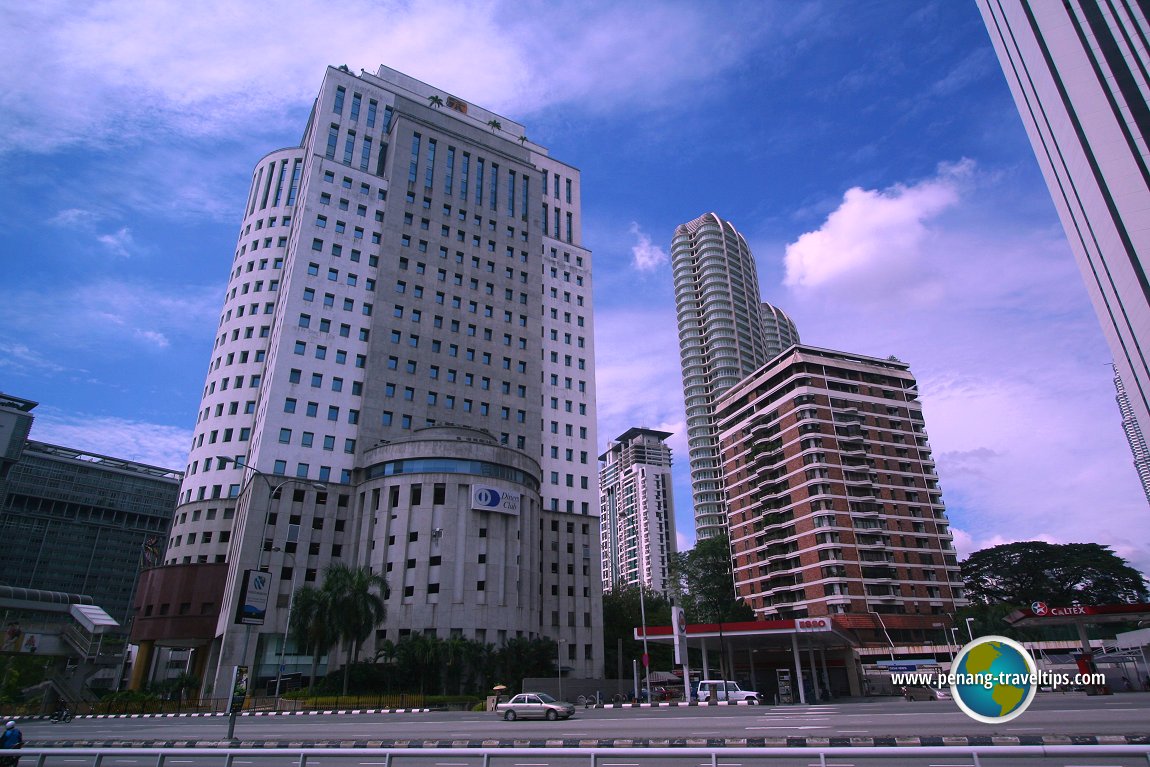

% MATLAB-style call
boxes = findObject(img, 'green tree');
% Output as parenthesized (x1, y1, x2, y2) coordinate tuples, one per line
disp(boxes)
(394, 633, 439, 694)
(427, 94, 444, 108)
(289, 584, 337, 690)
(494, 636, 558, 685)
(962, 541, 1148, 606)
(670, 534, 754, 680)
(601, 584, 673, 679)
(670, 534, 755, 623)
(486, 119, 502, 133)
(320, 562, 390, 695)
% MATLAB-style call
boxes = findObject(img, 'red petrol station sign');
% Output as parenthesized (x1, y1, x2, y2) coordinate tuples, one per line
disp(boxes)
(1007, 601, 1150, 625)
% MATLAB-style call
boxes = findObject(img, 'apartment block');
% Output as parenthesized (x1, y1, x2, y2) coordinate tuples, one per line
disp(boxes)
(714, 346, 965, 645)
(598, 427, 677, 595)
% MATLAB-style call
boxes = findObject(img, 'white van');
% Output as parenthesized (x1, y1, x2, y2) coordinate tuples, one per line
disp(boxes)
(696, 680, 760, 704)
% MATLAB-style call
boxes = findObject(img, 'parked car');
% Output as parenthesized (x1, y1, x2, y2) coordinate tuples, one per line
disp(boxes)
(496, 692, 576, 721)
(902, 685, 952, 701)
(696, 680, 761, 704)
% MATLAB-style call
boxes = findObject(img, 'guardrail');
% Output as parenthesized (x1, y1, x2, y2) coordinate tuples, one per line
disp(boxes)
(11, 745, 1150, 766)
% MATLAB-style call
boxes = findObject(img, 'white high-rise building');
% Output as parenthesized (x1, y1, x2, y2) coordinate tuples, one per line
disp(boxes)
(760, 302, 800, 361)
(978, 0, 1150, 438)
(130, 65, 602, 694)
(598, 427, 677, 595)
(671, 213, 778, 541)
(1113, 364, 1150, 506)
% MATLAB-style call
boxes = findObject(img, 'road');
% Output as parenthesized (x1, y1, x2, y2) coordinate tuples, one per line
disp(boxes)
(18, 693, 1150, 744)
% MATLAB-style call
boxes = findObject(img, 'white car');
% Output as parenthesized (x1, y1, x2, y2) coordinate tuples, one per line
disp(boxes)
(696, 680, 760, 704)
(496, 692, 576, 721)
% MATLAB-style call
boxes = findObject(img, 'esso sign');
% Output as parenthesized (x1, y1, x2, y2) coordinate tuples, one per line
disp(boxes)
(796, 618, 830, 632)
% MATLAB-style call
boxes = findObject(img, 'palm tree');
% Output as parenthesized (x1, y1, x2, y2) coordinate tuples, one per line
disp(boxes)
(427, 94, 444, 109)
(486, 119, 502, 133)
(289, 585, 336, 691)
(320, 563, 389, 695)
(517, 135, 528, 145)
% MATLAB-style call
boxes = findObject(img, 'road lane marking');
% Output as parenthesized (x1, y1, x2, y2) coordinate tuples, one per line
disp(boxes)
(746, 725, 828, 730)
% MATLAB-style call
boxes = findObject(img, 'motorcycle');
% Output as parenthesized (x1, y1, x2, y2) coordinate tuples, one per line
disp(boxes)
(49, 707, 72, 724)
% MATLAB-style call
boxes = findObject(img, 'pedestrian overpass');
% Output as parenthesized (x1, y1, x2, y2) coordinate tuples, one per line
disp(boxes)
(0, 585, 125, 707)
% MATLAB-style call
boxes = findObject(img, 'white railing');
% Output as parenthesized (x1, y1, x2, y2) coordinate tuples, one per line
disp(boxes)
(12, 745, 1150, 767)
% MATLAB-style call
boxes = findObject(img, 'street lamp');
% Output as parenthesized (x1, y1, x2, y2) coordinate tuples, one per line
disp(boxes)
(965, 617, 976, 643)
(216, 458, 324, 728)
(557, 638, 567, 701)
(932, 622, 955, 665)
(273, 550, 297, 700)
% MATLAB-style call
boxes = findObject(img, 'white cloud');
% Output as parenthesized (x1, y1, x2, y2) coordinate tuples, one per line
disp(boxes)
(783, 160, 973, 299)
(0, 0, 775, 156)
(595, 304, 701, 547)
(29, 411, 191, 471)
(0, 279, 218, 357)
(133, 329, 170, 349)
(0, 343, 70, 375)
(628, 222, 668, 272)
(779, 165, 1150, 576)
(49, 208, 102, 228)
(97, 227, 135, 258)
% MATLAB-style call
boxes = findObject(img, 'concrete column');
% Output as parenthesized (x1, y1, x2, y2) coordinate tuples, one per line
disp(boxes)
(748, 649, 758, 692)
(807, 647, 819, 701)
(128, 639, 155, 691)
(791, 633, 806, 704)
(190, 646, 210, 701)
(818, 648, 832, 698)
(701, 638, 710, 679)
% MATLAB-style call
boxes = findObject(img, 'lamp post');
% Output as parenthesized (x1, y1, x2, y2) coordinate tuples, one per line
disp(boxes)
(216, 458, 324, 737)
(932, 622, 955, 665)
(557, 638, 567, 701)
(273, 551, 297, 701)
(965, 617, 976, 643)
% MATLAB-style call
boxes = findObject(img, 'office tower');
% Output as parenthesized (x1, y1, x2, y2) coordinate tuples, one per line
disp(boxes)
(0, 393, 180, 624)
(978, 0, 1150, 439)
(598, 427, 678, 595)
(760, 302, 800, 361)
(672, 213, 781, 541)
(714, 346, 965, 645)
(131, 65, 601, 694)
(1113, 364, 1150, 505)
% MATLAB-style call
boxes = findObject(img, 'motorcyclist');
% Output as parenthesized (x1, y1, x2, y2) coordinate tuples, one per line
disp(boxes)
(0, 720, 22, 767)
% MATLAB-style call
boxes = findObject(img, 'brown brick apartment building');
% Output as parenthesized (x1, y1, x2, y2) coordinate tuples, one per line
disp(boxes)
(714, 345, 966, 645)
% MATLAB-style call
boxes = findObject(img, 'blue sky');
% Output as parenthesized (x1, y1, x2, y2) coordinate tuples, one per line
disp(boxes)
(2, 1, 1147, 575)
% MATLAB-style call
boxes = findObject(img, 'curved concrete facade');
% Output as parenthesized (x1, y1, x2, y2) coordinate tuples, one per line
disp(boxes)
(357, 425, 542, 643)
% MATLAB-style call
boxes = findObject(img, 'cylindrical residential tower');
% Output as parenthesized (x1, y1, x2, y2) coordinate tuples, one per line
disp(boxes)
(671, 213, 771, 541)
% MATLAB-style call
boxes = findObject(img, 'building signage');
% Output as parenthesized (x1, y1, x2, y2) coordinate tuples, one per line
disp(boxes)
(235, 569, 270, 625)
(446, 96, 468, 114)
(671, 605, 687, 665)
(471, 485, 519, 515)
(1033, 601, 1096, 617)
(795, 617, 830, 632)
